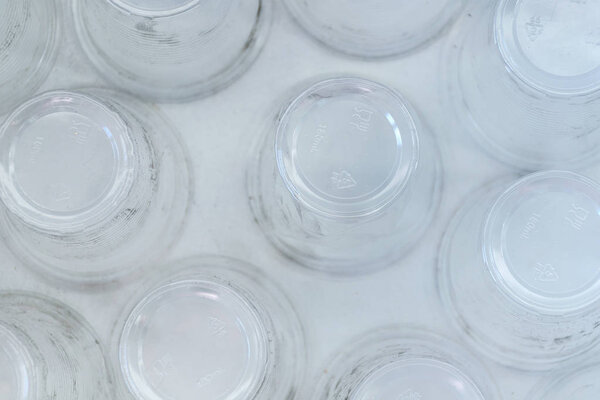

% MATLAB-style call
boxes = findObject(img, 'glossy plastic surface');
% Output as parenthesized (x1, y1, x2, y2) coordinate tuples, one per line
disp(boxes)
(113, 256, 305, 400)
(0, 90, 191, 284)
(438, 171, 600, 370)
(248, 77, 442, 274)
(445, 0, 600, 170)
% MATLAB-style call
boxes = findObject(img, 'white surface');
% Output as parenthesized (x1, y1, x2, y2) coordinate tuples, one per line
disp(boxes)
(2, 1, 599, 399)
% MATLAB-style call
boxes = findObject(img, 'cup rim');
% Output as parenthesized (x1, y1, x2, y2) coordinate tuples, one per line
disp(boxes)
(494, 0, 600, 95)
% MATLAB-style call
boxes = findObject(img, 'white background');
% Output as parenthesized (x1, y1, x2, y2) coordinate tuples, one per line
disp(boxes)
(3, 1, 599, 398)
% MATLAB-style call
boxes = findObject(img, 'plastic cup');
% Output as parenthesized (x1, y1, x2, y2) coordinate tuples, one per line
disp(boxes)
(445, 0, 600, 169)
(0, 89, 191, 284)
(0, 292, 113, 399)
(72, 0, 272, 101)
(312, 327, 499, 400)
(438, 171, 600, 370)
(529, 363, 600, 399)
(0, 0, 59, 116)
(283, 0, 465, 58)
(112, 256, 305, 400)
(248, 77, 442, 274)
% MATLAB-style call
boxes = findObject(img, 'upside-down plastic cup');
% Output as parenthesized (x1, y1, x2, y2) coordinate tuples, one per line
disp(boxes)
(0, 292, 113, 399)
(445, 0, 600, 170)
(0, 0, 59, 116)
(313, 327, 500, 400)
(0, 89, 191, 284)
(283, 0, 465, 58)
(248, 77, 442, 274)
(529, 363, 600, 399)
(72, 0, 272, 101)
(112, 256, 305, 400)
(438, 171, 600, 370)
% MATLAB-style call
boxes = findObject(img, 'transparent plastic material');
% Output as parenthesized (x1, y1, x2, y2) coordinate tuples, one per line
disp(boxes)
(0, 292, 113, 399)
(529, 363, 600, 399)
(283, 0, 465, 58)
(0, 0, 59, 116)
(112, 256, 305, 400)
(445, 0, 600, 170)
(248, 77, 442, 274)
(0, 90, 191, 284)
(312, 327, 500, 400)
(438, 171, 600, 370)
(72, 0, 272, 101)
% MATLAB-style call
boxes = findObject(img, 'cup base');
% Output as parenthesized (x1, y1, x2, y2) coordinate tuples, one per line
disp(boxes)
(485, 171, 600, 313)
(495, 0, 600, 94)
(120, 280, 268, 400)
(0, 92, 134, 231)
(275, 78, 418, 218)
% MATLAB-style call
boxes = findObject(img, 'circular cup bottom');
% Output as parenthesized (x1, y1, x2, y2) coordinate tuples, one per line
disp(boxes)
(120, 280, 268, 400)
(113, 256, 305, 400)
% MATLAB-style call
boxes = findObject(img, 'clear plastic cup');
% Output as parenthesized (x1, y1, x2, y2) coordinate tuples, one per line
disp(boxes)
(0, 291, 113, 399)
(529, 363, 600, 399)
(0, 0, 59, 116)
(312, 327, 500, 400)
(0, 89, 191, 284)
(445, 0, 600, 170)
(247, 77, 442, 274)
(72, 0, 272, 101)
(438, 171, 600, 370)
(283, 0, 465, 58)
(112, 256, 305, 400)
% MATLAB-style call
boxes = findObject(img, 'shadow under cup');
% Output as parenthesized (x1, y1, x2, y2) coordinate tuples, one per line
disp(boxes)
(439, 171, 600, 370)
(0, 90, 190, 284)
(248, 77, 442, 274)
(447, 0, 600, 169)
